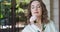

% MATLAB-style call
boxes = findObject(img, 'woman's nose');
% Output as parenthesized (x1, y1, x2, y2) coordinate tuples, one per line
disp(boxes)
(35, 7, 38, 11)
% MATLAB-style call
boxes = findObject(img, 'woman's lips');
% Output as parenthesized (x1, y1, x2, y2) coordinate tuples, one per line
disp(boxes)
(34, 12, 39, 13)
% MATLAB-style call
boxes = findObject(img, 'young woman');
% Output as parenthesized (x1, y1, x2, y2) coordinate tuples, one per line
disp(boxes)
(22, 0, 58, 32)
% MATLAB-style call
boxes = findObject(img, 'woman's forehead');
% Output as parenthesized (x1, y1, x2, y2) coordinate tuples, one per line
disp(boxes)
(31, 1, 40, 6)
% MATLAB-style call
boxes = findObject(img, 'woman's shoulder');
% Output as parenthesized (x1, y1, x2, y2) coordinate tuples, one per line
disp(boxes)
(22, 24, 36, 32)
(44, 20, 58, 32)
(22, 24, 39, 32)
(44, 20, 55, 26)
(22, 24, 31, 32)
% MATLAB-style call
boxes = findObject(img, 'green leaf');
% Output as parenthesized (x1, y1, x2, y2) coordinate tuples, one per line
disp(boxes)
(0, 14, 4, 18)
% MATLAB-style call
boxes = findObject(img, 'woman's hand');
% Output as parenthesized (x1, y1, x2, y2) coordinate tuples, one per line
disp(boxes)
(30, 16, 37, 24)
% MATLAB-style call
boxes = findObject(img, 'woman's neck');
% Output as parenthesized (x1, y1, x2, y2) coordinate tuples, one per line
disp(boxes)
(36, 16, 41, 24)
(35, 17, 43, 32)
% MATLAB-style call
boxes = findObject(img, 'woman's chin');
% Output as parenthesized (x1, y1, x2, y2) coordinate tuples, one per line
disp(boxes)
(34, 15, 41, 17)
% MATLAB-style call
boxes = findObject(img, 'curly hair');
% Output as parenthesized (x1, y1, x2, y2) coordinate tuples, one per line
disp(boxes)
(27, 0, 49, 24)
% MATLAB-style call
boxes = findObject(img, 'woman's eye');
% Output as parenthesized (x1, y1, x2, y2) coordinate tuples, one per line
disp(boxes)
(31, 7, 35, 9)
(37, 6, 41, 8)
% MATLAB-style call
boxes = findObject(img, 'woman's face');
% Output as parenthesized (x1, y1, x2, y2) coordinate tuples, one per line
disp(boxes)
(31, 1, 42, 17)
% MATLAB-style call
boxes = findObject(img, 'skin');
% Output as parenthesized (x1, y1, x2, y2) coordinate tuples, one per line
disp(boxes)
(31, 1, 42, 17)
(31, 1, 42, 24)
(30, 1, 43, 32)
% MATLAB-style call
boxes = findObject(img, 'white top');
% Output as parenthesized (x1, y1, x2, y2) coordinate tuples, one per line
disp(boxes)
(22, 21, 58, 32)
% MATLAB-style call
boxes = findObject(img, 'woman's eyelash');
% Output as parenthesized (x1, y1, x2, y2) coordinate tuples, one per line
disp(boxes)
(37, 6, 41, 8)
(31, 6, 41, 9)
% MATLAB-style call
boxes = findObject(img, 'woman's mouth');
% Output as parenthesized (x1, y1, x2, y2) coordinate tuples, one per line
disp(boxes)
(34, 12, 39, 13)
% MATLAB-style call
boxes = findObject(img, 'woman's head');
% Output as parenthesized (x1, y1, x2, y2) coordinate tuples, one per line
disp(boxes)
(27, 0, 49, 24)
(31, 1, 42, 17)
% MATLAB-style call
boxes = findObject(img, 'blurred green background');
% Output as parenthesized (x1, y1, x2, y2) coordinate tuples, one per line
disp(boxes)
(0, 0, 31, 25)
(0, 0, 31, 32)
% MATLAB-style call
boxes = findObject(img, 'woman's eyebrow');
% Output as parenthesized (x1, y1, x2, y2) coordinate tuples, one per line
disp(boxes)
(31, 4, 40, 7)
(37, 4, 40, 6)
